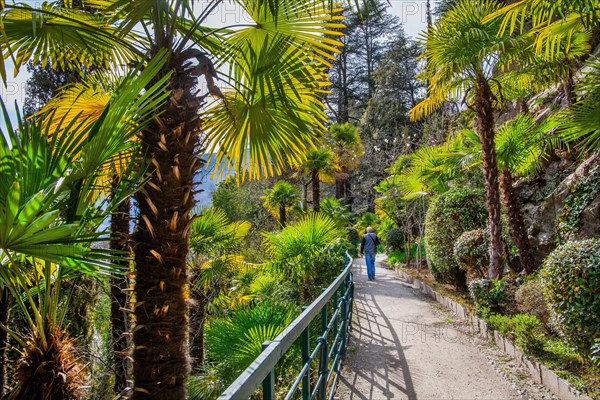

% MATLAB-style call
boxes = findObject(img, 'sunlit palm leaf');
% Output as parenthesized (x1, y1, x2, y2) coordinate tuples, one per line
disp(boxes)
(0, 2, 138, 80)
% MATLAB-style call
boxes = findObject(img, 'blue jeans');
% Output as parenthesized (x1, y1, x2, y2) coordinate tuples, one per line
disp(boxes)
(365, 253, 376, 280)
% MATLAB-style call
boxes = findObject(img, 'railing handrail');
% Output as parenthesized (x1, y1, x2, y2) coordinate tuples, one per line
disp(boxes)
(218, 253, 354, 400)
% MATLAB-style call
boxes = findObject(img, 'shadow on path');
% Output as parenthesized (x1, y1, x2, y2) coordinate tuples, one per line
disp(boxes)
(336, 260, 418, 400)
(335, 258, 521, 400)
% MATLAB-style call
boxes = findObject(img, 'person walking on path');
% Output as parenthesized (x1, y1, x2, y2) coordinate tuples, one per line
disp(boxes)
(360, 226, 379, 280)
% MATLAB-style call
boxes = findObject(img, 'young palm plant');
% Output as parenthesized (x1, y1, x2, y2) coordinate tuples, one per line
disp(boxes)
(188, 207, 250, 369)
(34, 73, 148, 396)
(0, 58, 169, 399)
(264, 213, 346, 301)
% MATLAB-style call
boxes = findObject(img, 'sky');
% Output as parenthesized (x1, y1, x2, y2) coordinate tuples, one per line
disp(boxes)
(0, 0, 434, 126)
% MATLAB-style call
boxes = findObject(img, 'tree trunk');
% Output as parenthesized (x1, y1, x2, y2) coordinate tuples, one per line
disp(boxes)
(110, 182, 131, 398)
(335, 179, 344, 199)
(312, 169, 320, 212)
(189, 287, 206, 370)
(499, 169, 536, 274)
(131, 64, 202, 399)
(0, 287, 9, 398)
(474, 75, 504, 279)
(279, 204, 287, 227)
(301, 180, 308, 212)
(563, 67, 575, 106)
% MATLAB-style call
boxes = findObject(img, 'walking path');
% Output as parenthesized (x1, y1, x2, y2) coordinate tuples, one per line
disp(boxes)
(335, 256, 550, 400)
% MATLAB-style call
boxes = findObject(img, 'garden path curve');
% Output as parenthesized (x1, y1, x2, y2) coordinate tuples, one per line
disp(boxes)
(335, 256, 524, 400)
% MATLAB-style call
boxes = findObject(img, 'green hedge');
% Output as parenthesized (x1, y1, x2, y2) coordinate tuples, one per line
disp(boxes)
(425, 188, 488, 287)
(541, 239, 600, 354)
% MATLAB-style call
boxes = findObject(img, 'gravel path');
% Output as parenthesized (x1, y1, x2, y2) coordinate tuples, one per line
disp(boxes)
(335, 257, 555, 400)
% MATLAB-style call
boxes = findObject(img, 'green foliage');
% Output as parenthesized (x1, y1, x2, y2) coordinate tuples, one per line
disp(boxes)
(355, 212, 379, 233)
(264, 214, 347, 301)
(211, 177, 276, 262)
(387, 250, 404, 266)
(487, 313, 545, 353)
(541, 239, 600, 354)
(563, 58, 600, 151)
(345, 227, 360, 257)
(556, 165, 600, 242)
(515, 277, 550, 327)
(453, 229, 489, 280)
(320, 198, 352, 227)
(385, 227, 405, 252)
(469, 279, 506, 310)
(424, 187, 488, 284)
(204, 301, 296, 384)
(261, 180, 301, 226)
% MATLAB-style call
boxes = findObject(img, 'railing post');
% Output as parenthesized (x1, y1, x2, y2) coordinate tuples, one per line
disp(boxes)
(262, 341, 275, 400)
(339, 297, 348, 359)
(333, 290, 338, 358)
(301, 307, 310, 400)
(316, 338, 329, 400)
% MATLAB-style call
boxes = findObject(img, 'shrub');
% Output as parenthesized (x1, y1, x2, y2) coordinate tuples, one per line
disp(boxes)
(346, 227, 360, 257)
(453, 229, 489, 280)
(385, 227, 405, 252)
(425, 188, 488, 287)
(469, 279, 506, 311)
(541, 239, 600, 354)
(487, 313, 544, 353)
(515, 277, 550, 328)
(591, 339, 600, 367)
(387, 250, 404, 266)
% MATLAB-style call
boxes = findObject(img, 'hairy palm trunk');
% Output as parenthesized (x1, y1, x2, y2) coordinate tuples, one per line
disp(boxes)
(500, 169, 535, 274)
(279, 204, 287, 227)
(474, 75, 504, 279)
(131, 61, 203, 399)
(7, 326, 83, 400)
(312, 169, 320, 212)
(0, 288, 9, 397)
(110, 184, 131, 398)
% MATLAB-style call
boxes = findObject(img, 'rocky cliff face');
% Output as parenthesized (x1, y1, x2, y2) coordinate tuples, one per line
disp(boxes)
(517, 153, 600, 266)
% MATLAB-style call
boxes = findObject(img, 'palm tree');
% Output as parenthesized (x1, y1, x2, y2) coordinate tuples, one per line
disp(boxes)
(0, 1, 369, 396)
(410, 0, 513, 279)
(458, 116, 559, 274)
(262, 181, 301, 227)
(298, 148, 336, 212)
(188, 207, 250, 369)
(0, 60, 167, 399)
(327, 123, 364, 203)
(35, 75, 143, 396)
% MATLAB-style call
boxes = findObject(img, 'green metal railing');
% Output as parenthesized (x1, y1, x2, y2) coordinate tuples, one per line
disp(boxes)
(218, 253, 355, 400)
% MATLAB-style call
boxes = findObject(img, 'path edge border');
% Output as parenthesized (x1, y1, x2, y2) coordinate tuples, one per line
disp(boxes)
(392, 267, 594, 400)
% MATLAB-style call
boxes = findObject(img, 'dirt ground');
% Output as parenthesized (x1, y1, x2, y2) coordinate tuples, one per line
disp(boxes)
(334, 257, 556, 400)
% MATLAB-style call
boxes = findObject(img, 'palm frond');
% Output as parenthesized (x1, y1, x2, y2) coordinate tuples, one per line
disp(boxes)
(0, 2, 139, 80)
